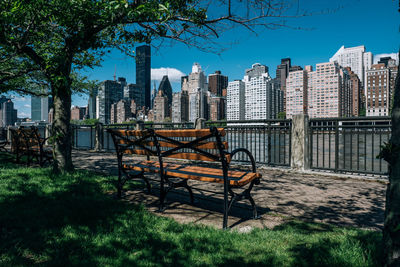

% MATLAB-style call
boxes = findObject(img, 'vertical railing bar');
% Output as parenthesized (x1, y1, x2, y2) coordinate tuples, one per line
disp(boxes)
(357, 126, 360, 171)
(335, 119, 339, 172)
(379, 128, 382, 173)
(371, 125, 375, 172)
(322, 122, 325, 169)
(350, 126, 353, 171)
(364, 128, 367, 171)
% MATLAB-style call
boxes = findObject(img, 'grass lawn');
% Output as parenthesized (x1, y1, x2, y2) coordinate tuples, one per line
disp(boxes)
(0, 152, 382, 266)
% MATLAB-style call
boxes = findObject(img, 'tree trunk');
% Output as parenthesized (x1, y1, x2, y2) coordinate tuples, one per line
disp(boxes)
(383, 57, 400, 267)
(52, 80, 74, 173)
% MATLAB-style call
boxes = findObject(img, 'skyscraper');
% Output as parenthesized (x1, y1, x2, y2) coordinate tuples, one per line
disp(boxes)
(172, 91, 189, 123)
(330, 45, 372, 86)
(187, 63, 208, 122)
(96, 79, 124, 124)
(153, 90, 169, 122)
(31, 96, 52, 122)
(208, 71, 228, 97)
(365, 62, 398, 117)
(244, 63, 282, 120)
(0, 96, 17, 127)
(157, 75, 173, 108)
(227, 80, 245, 121)
(136, 45, 151, 108)
(124, 83, 143, 107)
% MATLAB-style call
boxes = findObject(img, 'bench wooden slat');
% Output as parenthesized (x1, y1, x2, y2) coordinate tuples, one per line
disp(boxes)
(123, 161, 260, 187)
(114, 139, 228, 150)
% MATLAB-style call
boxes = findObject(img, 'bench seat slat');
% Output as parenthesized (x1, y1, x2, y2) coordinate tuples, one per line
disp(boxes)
(123, 161, 261, 187)
(115, 139, 228, 150)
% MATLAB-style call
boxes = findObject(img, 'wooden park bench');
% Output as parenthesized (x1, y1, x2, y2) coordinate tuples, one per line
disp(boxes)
(108, 127, 262, 229)
(10, 127, 52, 166)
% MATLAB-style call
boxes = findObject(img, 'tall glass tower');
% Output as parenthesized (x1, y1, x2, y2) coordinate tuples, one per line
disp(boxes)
(136, 45, 151, 108)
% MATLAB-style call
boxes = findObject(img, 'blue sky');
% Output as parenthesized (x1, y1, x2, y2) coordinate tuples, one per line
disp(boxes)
(8, 0, 400, 118)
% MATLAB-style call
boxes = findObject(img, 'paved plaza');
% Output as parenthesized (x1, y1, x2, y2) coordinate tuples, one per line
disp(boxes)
(73, 150, 386, 231)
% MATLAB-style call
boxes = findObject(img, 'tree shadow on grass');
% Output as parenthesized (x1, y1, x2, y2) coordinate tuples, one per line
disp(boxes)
(0, 165, 382, 267)
(273, 221, 382, 267)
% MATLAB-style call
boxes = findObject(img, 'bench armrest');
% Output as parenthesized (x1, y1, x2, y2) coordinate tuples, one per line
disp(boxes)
(229, 148, 257, 173)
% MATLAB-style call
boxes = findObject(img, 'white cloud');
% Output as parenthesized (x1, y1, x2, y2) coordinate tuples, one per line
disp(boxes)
(151, 67, 186, 83)
(374, 53, 399, 64)
(18, 111, 30, 118)
(24, 104, 31, 108)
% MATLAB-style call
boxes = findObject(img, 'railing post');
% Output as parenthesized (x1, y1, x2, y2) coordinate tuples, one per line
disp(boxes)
(136, 120, 144, 130)
(7, 126, 11, 142)
(45, 124, 52, 145)
(94, 122, 103, 152)
(195, 118, 205, 129)
(290, 114, 310, 170)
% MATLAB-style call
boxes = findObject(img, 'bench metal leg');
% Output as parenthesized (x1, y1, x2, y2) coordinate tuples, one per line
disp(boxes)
(158, 177, 194, 211)
(225, 178, 261, 223)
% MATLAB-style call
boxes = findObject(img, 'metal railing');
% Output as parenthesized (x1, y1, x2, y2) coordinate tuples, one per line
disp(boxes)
(309, 117, 391, 175)
(206, 119, 292, 166)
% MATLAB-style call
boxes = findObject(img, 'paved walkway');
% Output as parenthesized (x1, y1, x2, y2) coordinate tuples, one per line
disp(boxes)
(72, 150, 386, 231)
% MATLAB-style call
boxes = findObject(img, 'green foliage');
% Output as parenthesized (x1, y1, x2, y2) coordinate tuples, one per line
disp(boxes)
(277, 112, 286, 119)
(71, 118, 99, 125)
(0, 152, 382, 266)
(359, 107, 366, 117)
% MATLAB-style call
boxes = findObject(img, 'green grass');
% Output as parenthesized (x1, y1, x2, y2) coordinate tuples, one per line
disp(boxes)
(0, 152, 382, 266)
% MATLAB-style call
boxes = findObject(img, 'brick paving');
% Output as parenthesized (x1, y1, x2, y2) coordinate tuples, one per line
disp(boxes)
(73, 150, 386, 231)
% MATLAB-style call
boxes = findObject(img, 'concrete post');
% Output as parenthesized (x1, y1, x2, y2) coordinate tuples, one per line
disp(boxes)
(195, 118, 205, 129)
(290, 114, 310, 170)
(45, 124, 52, 145)
(94, 122, 103, 152)
(7, 126, 11, 142)
(136, 120, 144, 130)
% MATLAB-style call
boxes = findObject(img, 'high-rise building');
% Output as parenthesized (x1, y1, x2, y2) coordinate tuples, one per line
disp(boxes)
(209, 96, 225, 121)
(365, 62, 397, 116)
(244, 63, 282, 120)
(187, 63, 208, 122)
(111, 99, 132, 123)
(208, 71, 228, 97)
(136, 45, 151, 108)
(345, 67, 362, 116)
(172, 91, 189, 123)
(285, 67, 309, 119)
(307, 62, 352, 118)
(87, 87, 98, 119)
(124, 83, 143, 107)
(153, 90, 169, 122)
(96, 78, 124, 124)
(227, 80, 245, 121)
(0, 97, 17, 127)
(70, 106, 86, 121)
(157, 75, 173, 109)
(31, 96, 52, 122)
(329, 45, 372, 86)
(276, 58, 291, 112)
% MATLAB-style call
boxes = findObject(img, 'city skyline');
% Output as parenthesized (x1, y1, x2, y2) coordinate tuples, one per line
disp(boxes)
(5, 0, 399, 118)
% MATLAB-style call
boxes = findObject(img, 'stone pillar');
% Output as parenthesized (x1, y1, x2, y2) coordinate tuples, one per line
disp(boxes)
(45, 124, 52, 145)
(7, 126, 11, 142)
(290, 114, 310, 170)
(94, 122, 103, 152)
(195, 118, 205, 129)
(136, 120, 144, 130)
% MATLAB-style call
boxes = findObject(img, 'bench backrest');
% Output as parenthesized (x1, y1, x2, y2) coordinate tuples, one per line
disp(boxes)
(108, 128, 230, 163)
(10, 127, 41, 152)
